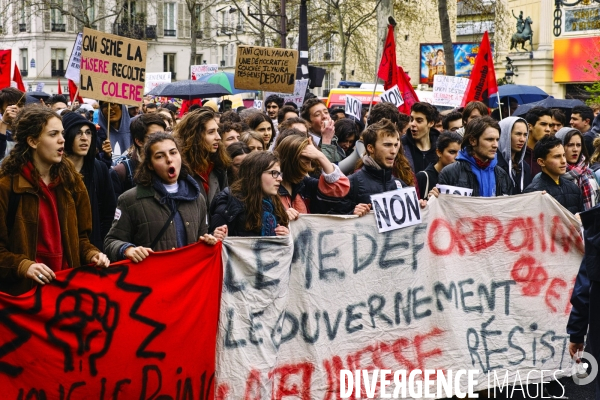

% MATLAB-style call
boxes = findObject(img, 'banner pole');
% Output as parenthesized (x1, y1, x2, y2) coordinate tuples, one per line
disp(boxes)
(71, 88, 80, 110)
(497, 92, 503, 120)
(106, 102, 111, 142)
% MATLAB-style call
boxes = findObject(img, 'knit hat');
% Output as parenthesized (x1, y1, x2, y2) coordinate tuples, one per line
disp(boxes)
(203, 100, 218, 112)
(61, 111, 96, 135)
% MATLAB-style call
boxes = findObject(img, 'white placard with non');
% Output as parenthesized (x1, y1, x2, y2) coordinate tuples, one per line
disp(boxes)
(432, 75, 470, 107)
(65, 32, 84, 81)
(344, 94, 362, 120)
(370, 187, 422, 233)
(35, 82, 45, 92)
(437, 184, 473, 196)
(144, 72, 172, 94)
(379, 84, 404, 108)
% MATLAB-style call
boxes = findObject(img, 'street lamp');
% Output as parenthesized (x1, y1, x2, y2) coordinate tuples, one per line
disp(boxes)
(504, 57, 518, 84)
(553, 0, 600, 36)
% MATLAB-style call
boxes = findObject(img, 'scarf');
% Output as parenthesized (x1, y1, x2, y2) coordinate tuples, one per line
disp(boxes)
(456, 148, 497, 197)
(564, 156, 599, 211)
(362, 155, 382, 170)
(261, 198, 278, 236)
(197, 162, 214, 197)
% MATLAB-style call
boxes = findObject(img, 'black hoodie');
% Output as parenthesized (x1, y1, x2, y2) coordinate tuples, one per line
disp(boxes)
(401, 128, 440, 174)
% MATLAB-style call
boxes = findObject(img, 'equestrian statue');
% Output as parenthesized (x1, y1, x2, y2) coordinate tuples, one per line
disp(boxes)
(510, 11, 534, 52)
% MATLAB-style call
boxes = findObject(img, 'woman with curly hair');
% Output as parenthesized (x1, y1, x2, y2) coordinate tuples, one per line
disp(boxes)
(209, 151, 289, 237)
(104, 132, 226, 263)
(174, 108, 230, 209)
(0, 106, 109, 296)
(246, 112, 275, 149)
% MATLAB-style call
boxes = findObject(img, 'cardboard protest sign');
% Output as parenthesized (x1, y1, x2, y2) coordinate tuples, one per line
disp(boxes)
(234, 45, 298, 93)
(433, 75, 469, 107)
(65, 32, 84, 81)
(370, 188, 422, 233)
(191, 64, 218, 80)
(79, 27, 147, 106)
(437, 184, 473, 196)
(345, 94, 362, 120)
(216, 193, 583, 398)
(0, 50, 11, 89)
(264, 78, 309, 109)
(0, 242, 222, 399)
(380, 84, 405, 108)
(144, 72, 171, 94)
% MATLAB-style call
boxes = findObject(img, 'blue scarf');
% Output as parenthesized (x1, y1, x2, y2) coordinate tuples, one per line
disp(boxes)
(456, 148, 497, 197)
(261, 198, 278, 236)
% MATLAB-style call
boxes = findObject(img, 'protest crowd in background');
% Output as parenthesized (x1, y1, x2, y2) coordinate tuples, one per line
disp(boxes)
(3, 26, 600, 400)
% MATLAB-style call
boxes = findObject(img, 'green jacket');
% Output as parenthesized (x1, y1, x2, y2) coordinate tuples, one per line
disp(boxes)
(104, 179, 208, 262)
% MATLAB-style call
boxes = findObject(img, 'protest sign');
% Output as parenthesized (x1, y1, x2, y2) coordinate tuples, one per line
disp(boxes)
(433, 75, 469, 107)
(65, 32, 84, 81)
(0, 242, 222, 399)
(216, 192, 583, 398)
(235, 45, 298, 93)
(191, 64, 218, 80)
(253, 99, 263, 109)
(79, 27, 147, 106)
(345, 94, 362, 120)
(380, 84, 405, 108)
(0, 50, 11, 89)
(436, 184, 473, 196)
(370, 188, 422, 233)
(264, 78, 309, 109)
(144, 72, 171, 94)
(35, 82, 45, 92)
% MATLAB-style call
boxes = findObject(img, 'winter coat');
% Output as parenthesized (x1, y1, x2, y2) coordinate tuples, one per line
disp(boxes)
(97, 104, 132, 166)
(498, 117, 532, 194)
(0, 173, 99, 296)
(192, 167, 228, 210)
(278, 165, 350, 214)
(401, 128, 440, 174)
(209, 188, 265, 237)
(438, 159, 512, 197)
(524, 146, 543, 177)
(104, 175, 208, 261)
(523, 172, 584, 214)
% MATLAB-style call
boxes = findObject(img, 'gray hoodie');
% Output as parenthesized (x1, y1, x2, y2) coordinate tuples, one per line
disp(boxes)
(498, 116, 529, 192)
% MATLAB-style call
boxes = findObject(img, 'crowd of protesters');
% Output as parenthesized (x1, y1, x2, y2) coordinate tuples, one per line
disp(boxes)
(3, 86, 600, 396)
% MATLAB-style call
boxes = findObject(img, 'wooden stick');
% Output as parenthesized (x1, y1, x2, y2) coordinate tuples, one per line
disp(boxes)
(70, 88, 80, 110)
(106, 102, 111, 142)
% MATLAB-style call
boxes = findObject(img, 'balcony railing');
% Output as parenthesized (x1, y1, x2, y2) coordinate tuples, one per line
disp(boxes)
(51, 23, 66, 32)
(19, 23, 26, 32)
(195, 31, 203, 39)
(20, 69, 28, 77)
(51, 69, 65, 77)
(164, 29, 176, 36)
(113, 23, 157, 40)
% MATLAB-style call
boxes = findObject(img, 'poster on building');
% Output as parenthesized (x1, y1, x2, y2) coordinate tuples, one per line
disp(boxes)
(79, 27, 147, 106)
(419, 43, 495, 86)
(191, 64, 218, 80)
(234, 45, 298, 93)
(554, 37, 600, 83)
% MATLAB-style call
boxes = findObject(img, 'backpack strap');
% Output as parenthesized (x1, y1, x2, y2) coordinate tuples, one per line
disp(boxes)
(7, 176, 21, 235)
(149, 204, 179, 249)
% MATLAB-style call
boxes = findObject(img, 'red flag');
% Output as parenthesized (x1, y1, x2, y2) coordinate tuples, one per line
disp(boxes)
(396, 66, 419, 115)
(0, 242, 222, 399)
(68, 79, 84, 103)
(57, 78, 63, 94)
(377, 25, 399, 90)
(12, 64, 25, 92)
(0, 50, 11, 89)
(461, 31, 498, 107)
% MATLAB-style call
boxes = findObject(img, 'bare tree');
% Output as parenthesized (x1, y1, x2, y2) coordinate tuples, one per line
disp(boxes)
(437, 0, 455, 76)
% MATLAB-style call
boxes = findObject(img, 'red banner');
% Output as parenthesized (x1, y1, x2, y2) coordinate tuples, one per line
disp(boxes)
(0, 50, 11, 89)
(377, 25, 398, 91)
(0, 242, 222, 399)
(397, 66, 419, 115)
(68, 79, 84, 104)
(461, 31, 498, 107)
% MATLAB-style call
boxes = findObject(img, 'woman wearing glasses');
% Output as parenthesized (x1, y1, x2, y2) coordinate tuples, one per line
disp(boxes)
(209, 151, 289, 236)
(62, 111, 117, 251)
(0, 106, 110, 296)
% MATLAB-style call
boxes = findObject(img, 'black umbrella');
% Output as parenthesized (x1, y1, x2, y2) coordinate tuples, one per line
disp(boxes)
(513, 97, 585, 116)
(147, 80, 231, 99)
(27, 91, 51, 100)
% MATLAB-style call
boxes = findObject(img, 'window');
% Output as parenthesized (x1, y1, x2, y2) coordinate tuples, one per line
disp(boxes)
(51, 0, 64, 31)
(228, 43, 235, 66)
(164, 53, 176, 79)
(19, 49, 28, 76)
(164, 3, 175, 36)
(83, 0, 95, 24)
(220, 45, 226, 66)
(51, 48, 66, 76)
(194, 54, 203, 65)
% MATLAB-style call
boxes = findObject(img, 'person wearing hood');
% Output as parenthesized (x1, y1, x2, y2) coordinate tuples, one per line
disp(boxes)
(437, 116, 512, 197)
(555, 127, 599, 210)
(62, 111, 117, 252)
(403, 102, 441, 174)
(97, 101, 132, 166)
(104, 132, 227, 263)
(497, 117, 532, 195)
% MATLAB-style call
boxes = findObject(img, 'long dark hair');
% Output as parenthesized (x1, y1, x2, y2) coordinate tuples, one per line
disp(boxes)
(229, 151, 289, 232)
(246, 113, 275, 148)
(174, 108, 230, 175)
(276, 135, 311, 184)
(135, 132, 192, 186)
(562, 129, 589, 165)
(1, 106, 80, 191)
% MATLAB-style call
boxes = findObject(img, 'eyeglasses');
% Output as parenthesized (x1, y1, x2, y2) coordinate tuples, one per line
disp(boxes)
(264, 170, 282, 179)
(76, 129, 92, 137)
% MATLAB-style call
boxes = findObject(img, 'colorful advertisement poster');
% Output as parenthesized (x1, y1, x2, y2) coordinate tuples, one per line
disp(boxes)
(419, 43, 494, 86)
(554, 36, 600, 83)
